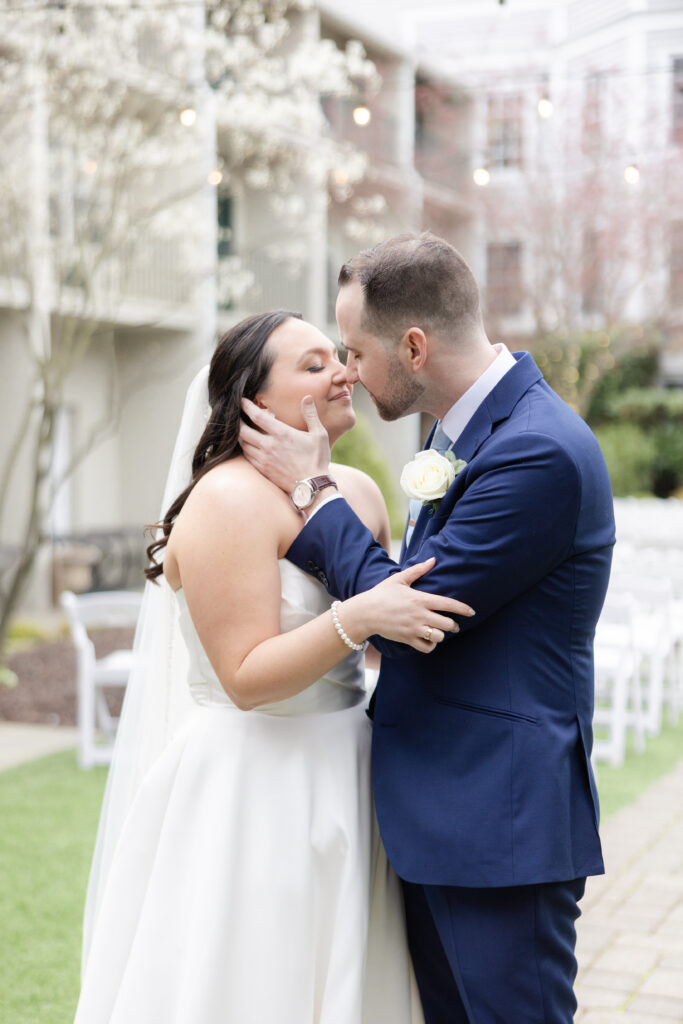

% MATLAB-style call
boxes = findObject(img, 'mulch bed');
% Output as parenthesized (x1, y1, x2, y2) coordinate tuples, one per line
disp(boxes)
(0, 629, 133, 727)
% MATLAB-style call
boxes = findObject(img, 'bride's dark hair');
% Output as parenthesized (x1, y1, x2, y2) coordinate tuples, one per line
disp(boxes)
(145, 309, 302, 582)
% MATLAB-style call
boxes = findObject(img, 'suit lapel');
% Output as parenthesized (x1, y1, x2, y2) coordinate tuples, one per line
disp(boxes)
(399, 420, 438, 560)
(402, 353, 543, 558)
(454, 352, 542, 461)
(449, 401, 495, 464)
(406, 499, 436, 554)
(406, 406, 494, 554)
(399, 530, 409, 562)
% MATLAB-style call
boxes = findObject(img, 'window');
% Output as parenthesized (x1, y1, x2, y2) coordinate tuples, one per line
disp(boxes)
(217, 195, 233, 260)
(48, 139, 73, 242)
(670, 221, 683, 307)
(583, 73, 604, 150)
(415, 93, 426, 149)
(672, 57, 683, 146)
(326, 251, 339, 325)
(486, 242, 522, 316)
(487, 93, 523, 169)
(216, 194, 235, 311)
(48, 139, 106, 247)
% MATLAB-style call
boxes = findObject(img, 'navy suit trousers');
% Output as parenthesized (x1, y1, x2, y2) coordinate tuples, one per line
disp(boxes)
(402, 876, 586, 1024)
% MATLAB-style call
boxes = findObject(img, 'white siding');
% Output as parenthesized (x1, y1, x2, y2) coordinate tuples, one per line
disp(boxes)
(567, 0, 630, 41)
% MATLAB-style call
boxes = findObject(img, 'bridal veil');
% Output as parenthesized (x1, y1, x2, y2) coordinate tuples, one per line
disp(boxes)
(81, 365, 210, 972)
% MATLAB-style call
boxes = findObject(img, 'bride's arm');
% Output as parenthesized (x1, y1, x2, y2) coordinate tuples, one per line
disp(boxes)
(171, 464, 466, 711)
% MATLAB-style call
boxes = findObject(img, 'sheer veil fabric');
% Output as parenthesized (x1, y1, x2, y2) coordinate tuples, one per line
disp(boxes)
(81, 365, 210, 972)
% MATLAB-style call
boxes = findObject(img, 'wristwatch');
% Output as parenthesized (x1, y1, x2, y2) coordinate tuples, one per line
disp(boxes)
(291, 475, 338, 510)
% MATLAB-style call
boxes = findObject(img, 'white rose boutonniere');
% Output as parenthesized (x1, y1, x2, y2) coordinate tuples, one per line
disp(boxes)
(400, 449, 467, 510)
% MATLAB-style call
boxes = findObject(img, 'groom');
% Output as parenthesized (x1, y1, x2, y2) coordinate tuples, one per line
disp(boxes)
(240, 232, 615, 1022)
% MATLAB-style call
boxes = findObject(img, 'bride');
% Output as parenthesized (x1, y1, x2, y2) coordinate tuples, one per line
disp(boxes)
(75, 310, 466, 1024)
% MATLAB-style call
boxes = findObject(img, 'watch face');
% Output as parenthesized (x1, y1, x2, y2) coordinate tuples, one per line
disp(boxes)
(292, 481, 313, 509)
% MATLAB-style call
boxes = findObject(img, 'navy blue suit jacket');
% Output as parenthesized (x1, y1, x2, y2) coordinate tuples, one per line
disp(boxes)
(288, 353, 615, 887)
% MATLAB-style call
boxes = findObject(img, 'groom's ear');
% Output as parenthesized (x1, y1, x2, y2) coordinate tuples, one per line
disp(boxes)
(400, 327, 427, 372)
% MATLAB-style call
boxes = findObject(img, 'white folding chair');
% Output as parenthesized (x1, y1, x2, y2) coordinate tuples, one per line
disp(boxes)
(60, 589, 143, 769)
(637, 550, 683, 725)
(592, 593, 644, 767)
(608, 572, 677, 737)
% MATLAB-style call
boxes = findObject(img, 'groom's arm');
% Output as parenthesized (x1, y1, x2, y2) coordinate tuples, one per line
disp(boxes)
(238, 396, 611, 659)
(288, 432, 591, 659)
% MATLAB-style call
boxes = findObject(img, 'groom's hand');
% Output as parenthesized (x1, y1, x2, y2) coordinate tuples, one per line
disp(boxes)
(239, 396, 331, 494)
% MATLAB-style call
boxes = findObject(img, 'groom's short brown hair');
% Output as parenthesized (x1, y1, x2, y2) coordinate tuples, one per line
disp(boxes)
(338, 231, 482, 342)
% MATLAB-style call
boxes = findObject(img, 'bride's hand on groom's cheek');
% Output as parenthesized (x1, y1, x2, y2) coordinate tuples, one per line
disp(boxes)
(239, 397, 331, 493)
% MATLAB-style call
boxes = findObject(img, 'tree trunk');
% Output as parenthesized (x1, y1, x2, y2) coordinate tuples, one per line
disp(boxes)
(0, 403, 54, 657)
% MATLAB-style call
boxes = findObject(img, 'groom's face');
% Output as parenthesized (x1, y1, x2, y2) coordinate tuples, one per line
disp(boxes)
(336, 281, 423, 421)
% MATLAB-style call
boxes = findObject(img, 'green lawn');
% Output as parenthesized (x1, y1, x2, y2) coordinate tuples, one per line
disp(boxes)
(595, 714, 683, 819)
(0, 752, 107, 1024)
(1, 717, 682, 1024)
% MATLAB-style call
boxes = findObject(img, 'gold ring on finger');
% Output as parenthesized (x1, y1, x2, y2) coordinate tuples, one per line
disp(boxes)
(422, 626, 433, 642)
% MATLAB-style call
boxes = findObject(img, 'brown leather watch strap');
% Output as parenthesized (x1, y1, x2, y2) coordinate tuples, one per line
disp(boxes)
(309, 475, 338, 492)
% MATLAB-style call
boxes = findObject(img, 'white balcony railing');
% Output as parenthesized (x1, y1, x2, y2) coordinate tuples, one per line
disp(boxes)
(54, 239, 196, 313)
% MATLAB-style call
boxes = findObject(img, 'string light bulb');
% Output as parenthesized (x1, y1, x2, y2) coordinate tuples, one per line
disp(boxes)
(179, 108, 196, 127)
(81, 159, 97, 175)
(352, 105, 371, 126)
(537, 97, 553, 118)
(473, 167, 490, 186)
(624, 165, 640, 184)
(208, 169, 223, 186)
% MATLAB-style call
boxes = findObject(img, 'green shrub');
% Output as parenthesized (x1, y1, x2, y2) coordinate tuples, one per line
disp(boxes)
(604, 387, 683, 427)
(532, 327, 661, 421)
(600, 388, 683, 497)
(593, 423, 656, 497)
(586, 349, 659, 425)
(652, 420, 683, 497)
(5, 620, 53, 660)
(332, 413, 405, 537)
(8, 620, 50, 644)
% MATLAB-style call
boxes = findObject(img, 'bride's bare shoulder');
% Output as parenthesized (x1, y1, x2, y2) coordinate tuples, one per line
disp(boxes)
(165, 459, 301, 591)
(175, 458, 291, 535)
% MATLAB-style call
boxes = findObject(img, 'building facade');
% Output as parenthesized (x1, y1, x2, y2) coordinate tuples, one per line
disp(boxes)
(397, 0, 683, 380)
(3, 0, 680, 612)
(0, 3, 215, 610)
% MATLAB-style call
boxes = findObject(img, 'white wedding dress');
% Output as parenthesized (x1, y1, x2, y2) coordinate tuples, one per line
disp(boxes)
(75, 559, 423, 1024)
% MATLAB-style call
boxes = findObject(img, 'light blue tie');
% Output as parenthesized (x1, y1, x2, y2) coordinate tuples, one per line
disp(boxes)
(430, 422, 452, 454)
(405, 422, 452, 549)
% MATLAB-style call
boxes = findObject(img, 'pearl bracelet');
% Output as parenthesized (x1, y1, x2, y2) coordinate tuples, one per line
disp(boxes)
(330, 601, 367, 652)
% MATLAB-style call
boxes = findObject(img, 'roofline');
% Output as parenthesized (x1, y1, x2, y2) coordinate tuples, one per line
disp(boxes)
(317, 2, 412, 61)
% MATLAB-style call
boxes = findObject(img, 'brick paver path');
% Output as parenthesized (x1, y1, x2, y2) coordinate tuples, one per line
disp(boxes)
(576, 760, 683, 1022)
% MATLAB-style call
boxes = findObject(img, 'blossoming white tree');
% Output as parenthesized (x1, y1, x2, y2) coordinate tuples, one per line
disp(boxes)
(0, 0, 376, 667)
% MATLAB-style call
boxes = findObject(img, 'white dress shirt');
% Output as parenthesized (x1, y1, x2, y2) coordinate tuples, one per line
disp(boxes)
(439, 343, 516, 448)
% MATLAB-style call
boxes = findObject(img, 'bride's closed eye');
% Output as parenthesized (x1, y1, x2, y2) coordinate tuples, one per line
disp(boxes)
(306, 366, 325, 373)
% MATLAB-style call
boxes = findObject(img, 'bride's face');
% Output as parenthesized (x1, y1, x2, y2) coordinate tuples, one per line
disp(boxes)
(255, 318, 355, 444)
